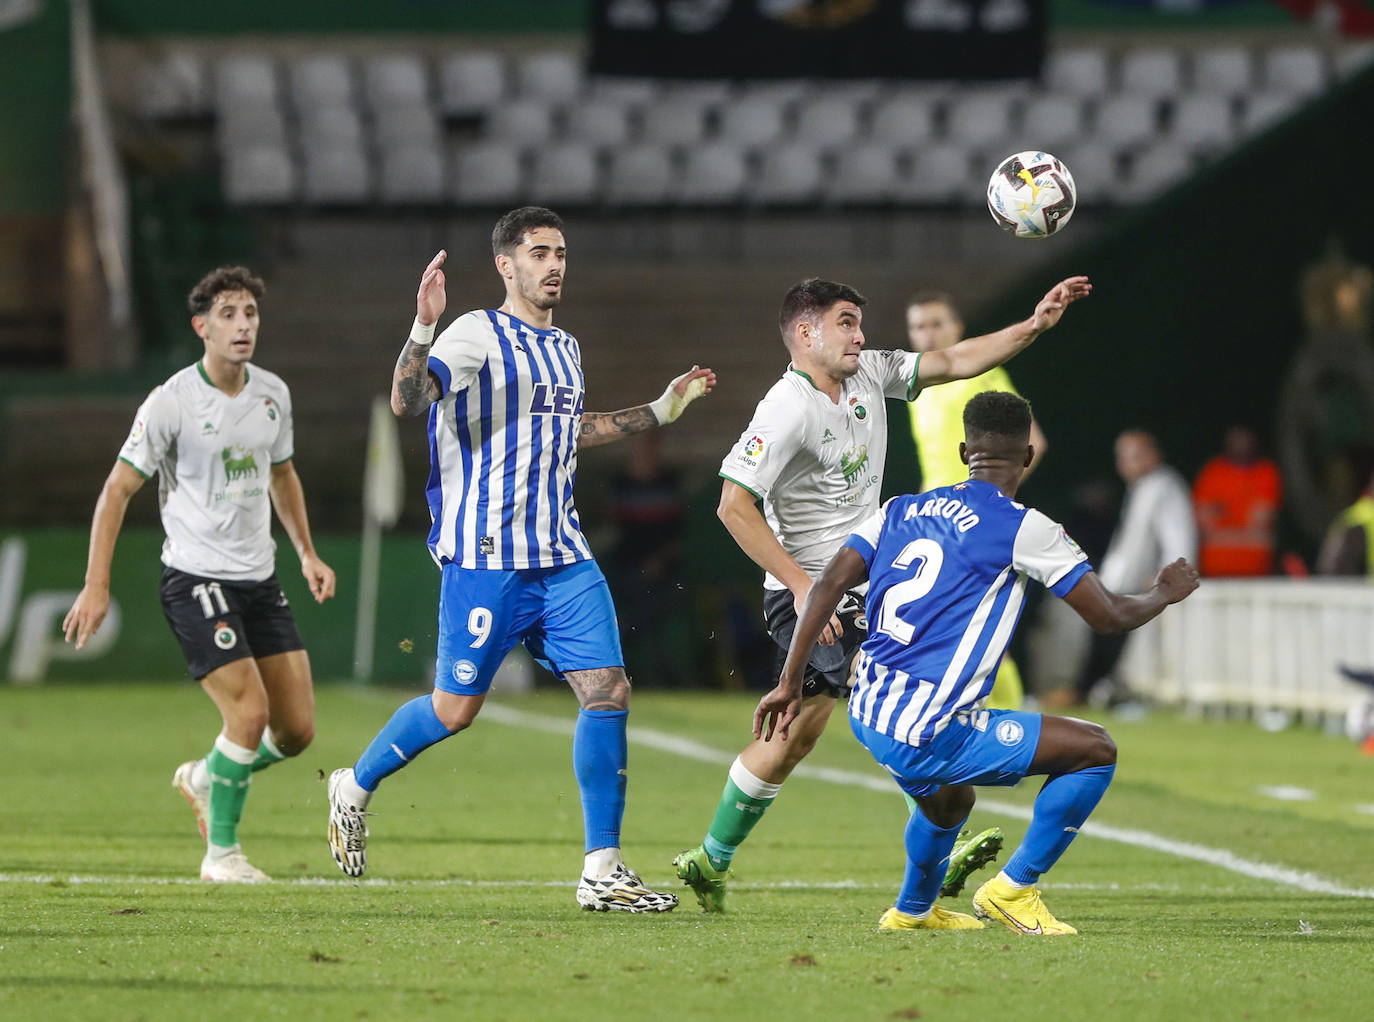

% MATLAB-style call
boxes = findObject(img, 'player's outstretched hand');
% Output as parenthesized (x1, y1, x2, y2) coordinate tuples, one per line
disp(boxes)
(1155, 557, 1199, 604)
(62, 585, 109, 651)
(302, 553, 337, 604)
(650, 365, 717, 425)
(1030, 275, 1092, 333)
(416, 250, 447, 328)
(793, 585, 843, 646)
(753, 681, 802, 742)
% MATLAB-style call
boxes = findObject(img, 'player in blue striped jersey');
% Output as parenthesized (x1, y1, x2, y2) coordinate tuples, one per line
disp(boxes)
(327, 207, 715, 912)
(756, 392, 1198, 934)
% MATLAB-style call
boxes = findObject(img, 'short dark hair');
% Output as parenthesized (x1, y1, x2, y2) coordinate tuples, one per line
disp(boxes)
(492, 206, 564, 256)
(187, 266, 265, 316)
(778, 278, 867, 343)
(906, 289, 961, 319)
(964, 391, 1032, 441)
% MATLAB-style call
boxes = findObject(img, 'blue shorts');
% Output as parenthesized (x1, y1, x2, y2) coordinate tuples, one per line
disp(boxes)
(435, 559, 624, 695)
(849, 709, 1043, 799)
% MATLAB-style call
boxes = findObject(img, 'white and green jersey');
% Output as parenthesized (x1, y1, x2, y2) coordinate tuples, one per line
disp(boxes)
(720, 349, 922, 591)
(118, 361, 293, 582)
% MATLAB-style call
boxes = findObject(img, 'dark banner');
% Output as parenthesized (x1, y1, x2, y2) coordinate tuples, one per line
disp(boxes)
(590, 0, 1046, 80)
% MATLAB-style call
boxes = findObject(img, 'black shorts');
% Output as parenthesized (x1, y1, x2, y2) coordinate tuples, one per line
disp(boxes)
(159, 566, 304, 680)
(763, 588, 868, 699)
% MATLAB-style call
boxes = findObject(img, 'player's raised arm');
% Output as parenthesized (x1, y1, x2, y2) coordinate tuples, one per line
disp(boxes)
(63, 460, 146, 650)
(1061, 557, 1199, 635)
(578, 365, 716, 448)
(391, 250, 448, 418)
(754, 546, 869, 742)
(917, 276, 1092, 387)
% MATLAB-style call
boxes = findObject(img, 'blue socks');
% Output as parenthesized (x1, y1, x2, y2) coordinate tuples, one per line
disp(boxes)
(896, 809, 966, 915)
(573, 708, 628, 853)
(353, 695, 454, 791)
(1004, 764, 1116, 885)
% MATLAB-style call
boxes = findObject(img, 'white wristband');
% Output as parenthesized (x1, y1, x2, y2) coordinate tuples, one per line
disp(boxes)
(410, 317, 436, 346)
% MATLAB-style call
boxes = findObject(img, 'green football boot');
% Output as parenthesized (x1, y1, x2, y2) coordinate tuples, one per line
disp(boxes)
(940, 826, 1004, 899)
(672, 845, 730, 913)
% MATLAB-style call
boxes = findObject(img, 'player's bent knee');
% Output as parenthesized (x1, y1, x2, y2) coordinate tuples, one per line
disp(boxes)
(275, 723, 315, 756)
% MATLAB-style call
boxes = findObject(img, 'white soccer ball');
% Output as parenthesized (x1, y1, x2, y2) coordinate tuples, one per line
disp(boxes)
(986, 151, 1076, 240)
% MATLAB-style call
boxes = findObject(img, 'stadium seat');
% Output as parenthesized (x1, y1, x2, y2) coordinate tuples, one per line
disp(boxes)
(299, 106, 366, 150)
(1093, 94, 1159, 149)
(216, 56, 278, 110)
(742, 78, 810, 105)
(438, 51, 506, 117)
(1018, 94, 1086, 152)
(640, 96, 710, 147)
(662, 79, 734, 106)
(678, 142, 747, 204)
(1118, 47, 1184, 100)
(1126, 142, 1193, 201)
(1057, 142, 1117, 206)
(516, 50, 586, 103)
(943, 92, 1015, 150)
(374, 106, 442, 149)
(604, 143, 674, 205)
(301, 142, 373, 204)
(1263, 45, 1327, 98)
(1335, 41, 1374, 78)
(223, 144, 297, 204)
(795, 96, 861, 149)
(1045, 48, 1110, 98)
(750, 143, 823, 205)
(137, 53, 209, 120)
(289, 54, 356, 115)
(1169, 94, 1234, 156)
(1191, 46, 1253, 98)
(868, 94, 938, 147)
(565, 98, 635, 148)
(893, 142, 972, 203)
(363, 54, 430, 114)
(1239, 90, 1301, 135)
(451, 141, 524, 205)
(826, 143, 898, 204)
(379, 144, 445, 204)
(484, 98, 557, 145)
(718, 93, 788, 148)
(587, 75, 661, 106)
(528, 141, 601, 205)
(216, 103, 289, 152)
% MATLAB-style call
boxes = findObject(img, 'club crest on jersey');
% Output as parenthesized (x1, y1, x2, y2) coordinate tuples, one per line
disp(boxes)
(213, 622, 238, 650)
(530, 383, 583, 417)
(263, 398, 278, 421)
(995, 719, 1025, 746)
(848, 396, 868, 421)
(452, 659, 478, 685)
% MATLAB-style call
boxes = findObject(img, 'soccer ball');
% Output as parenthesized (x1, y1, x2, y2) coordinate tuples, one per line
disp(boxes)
(987, 151, 1076, 240)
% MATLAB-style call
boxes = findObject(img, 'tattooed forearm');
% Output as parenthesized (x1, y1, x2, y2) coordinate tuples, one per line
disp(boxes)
(578, 405, 658, 448)
(391, 339, 440, 417)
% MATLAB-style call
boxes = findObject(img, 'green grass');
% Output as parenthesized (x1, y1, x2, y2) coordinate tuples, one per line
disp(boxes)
(3, 684, 1373, 1021)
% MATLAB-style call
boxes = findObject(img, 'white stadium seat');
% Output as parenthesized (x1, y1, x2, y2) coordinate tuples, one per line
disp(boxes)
(439, 51, 506, 117)
(868, 95, 938, 147)
(1057, 142, 1117, 206)
(1239, 90, 1301, 135)
(565, 99, 635, 148)
(678, 142, 748, 204)
(1127, 142, 1192, 201)
(299, 106, 366, 150)
(216, 56, 278, 110)
(216, 103, 289, 152)
(374, 106, 442, 149)
(528, 142, 601, 205)
(943, 92, 1015, 150)
(289, 54, 355, 114)
(138, 53, 209, 119)
(1093, 94, 1159, 149)
(301, 142, 373, 204)
(604, 143, 674, 205)
(1045, 48, 1110, 98)
(1169, 95, 1234, 155)
(894, 142, 973, 203)
(662, 79, 733, 106)
(1263, 45, 1327, 98)
(639, 96, 710, 147)
(223, 144, 297, 204)
(1118, 47, 1184, 100)
(1191, 46, 1253, 98)
(1335, 42, 1374, 78)
(751, 143, 824, 205)
(484, 99, 556, 145)
(363, 55, 429, 114)
(718, 93, 788, 148)
(516, 50, 585, 103)
(1018, 94, 1086, 152)
(587, 76, 661, 106)
(795, 96, 861, 149)
(742, 79, 811, 105)
(379, 144, 445, 204)
(451, 141, 524, 205)
(826, 143, 898, 204)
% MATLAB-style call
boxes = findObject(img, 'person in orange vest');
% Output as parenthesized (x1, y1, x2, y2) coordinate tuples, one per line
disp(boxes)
(1192, 425, 1282, 577)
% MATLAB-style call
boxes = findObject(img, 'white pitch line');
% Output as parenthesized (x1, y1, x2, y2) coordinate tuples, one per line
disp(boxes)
(481, 703, 1374, 900)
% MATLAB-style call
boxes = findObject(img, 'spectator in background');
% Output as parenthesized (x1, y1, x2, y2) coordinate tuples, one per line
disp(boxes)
(1317, 470, 1374, 576)
(1192, 425, 1282, 577)
(1059, 429, 1197, 706)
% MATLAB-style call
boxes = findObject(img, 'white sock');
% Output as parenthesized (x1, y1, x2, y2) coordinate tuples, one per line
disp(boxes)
(206, 842, 240, 860)
(584, 846, 621, 878)
(190, 757, 209, 792)
(998, 870, 1030, 889)
(339, 767, 372, 809)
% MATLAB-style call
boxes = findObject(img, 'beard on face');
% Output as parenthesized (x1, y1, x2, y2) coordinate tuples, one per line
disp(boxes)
(518, 268, 562, 310)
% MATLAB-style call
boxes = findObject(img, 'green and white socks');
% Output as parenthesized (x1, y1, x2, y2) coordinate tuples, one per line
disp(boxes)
(205, 734, 256, 855)
(701, 756, 783, 872)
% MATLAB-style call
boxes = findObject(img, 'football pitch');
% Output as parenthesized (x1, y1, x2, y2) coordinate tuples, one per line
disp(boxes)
(3, 683, 1372, 1021)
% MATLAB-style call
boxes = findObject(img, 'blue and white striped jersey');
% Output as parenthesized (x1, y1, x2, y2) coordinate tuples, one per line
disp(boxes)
(425, 309, 594, 569)
(844, 480, 1092, 746)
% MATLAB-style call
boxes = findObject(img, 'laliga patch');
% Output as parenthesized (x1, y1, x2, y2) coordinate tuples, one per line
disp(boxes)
(213, 622, 238, 650)
(451, 659, 478, 685)
(743, 435, 765, 457)
(995, 719, 1025, 747)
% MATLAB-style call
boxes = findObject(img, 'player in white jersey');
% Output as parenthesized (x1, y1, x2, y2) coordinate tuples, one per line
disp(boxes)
(756, 391, 1198, 934)
(674, 274, 1092, 912)
(63, 266, 337, 884)
(326, 207, 714, 913)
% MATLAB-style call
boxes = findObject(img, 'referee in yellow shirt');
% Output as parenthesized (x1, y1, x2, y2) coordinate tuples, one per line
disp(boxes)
(905, 290, 1050, 709)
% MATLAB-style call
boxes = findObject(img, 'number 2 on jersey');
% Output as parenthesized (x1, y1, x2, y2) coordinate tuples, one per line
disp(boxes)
(874, 539, 944, 644)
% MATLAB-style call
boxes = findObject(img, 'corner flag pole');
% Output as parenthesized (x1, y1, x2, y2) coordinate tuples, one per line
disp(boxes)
(354, 396, 404, 681)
